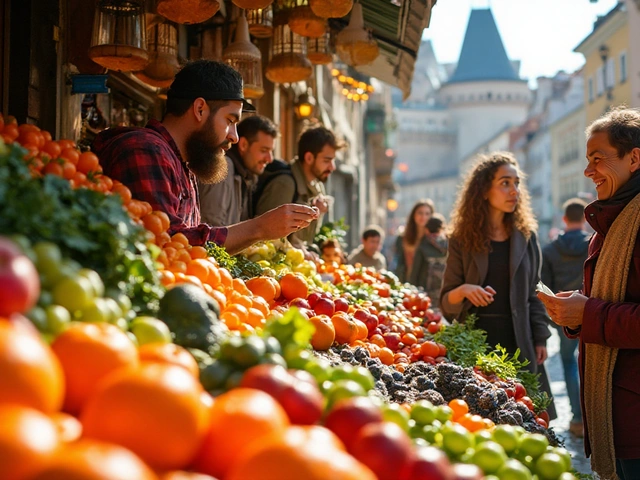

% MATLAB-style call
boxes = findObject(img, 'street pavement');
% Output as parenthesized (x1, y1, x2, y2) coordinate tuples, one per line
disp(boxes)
(546, 328, 592, 476)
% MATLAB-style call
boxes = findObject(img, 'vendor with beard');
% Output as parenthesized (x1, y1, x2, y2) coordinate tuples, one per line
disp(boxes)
(93, 60, 318, 253)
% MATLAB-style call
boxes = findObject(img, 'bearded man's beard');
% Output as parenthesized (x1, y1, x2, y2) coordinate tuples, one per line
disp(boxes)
(185, 118, 230, 184)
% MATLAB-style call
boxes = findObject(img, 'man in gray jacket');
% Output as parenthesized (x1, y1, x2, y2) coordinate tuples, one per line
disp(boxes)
(541, 197, 591, 438)
(199, 115, 278, 226)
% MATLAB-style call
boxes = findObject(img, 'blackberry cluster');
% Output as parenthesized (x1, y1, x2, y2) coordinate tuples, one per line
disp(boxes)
(416, 389, 446, 405)
(434, 363, 477, 401)
(411, 376, 436, 392)
(492, 408, 524, 426)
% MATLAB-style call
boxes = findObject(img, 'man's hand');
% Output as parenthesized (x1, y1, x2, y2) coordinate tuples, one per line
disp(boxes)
(255, 203, 319, 240)
(311, 195, 332, 214)
(463, 284, 496, 307)
(536, 290, 586, 329)
(535, 345, 548, 364)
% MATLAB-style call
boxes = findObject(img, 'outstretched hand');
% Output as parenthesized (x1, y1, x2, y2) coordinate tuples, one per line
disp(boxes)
(255, 204, 319, 240)
(463, 284, 497, 307)
(536, 290, 586, 329)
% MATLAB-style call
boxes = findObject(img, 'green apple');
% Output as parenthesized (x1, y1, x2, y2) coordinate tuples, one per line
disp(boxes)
(130, 316, 172, 345)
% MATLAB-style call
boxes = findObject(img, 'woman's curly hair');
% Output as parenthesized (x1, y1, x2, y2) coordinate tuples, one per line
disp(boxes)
(448, 152, 537, 253)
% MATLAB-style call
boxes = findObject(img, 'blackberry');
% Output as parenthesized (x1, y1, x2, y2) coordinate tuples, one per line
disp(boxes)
(418, 389, 445, 405)
(380, 372, 395, 385)
(340, 349, 354, 362)
(368, 364, 383, 380)
(492, 409, 523, 426)
(353, 347, 370, 363)
(495, 389, 509, 406)
(366, 358, 380, 368)
(392, 389, 409, 403)
(514, 403, 535, 423)
(404, 362, 435, 377)
(412, 376, 436, 392)
(374, 380, 388, 397)
(392, 371, 404, 383)
(435, 363, 477, 401)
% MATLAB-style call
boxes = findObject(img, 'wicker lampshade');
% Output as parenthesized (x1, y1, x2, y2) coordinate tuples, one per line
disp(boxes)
(309, 0, 353, 18)
(134, 22, 179, 88)
(89, 0, 149, 72)
(282, 0, 326, 38)
(156, 0, 220, 24)
(265, 11, 312, 84)
(233, 0, 274, 9)
(307, 30, 331, 65)
(246, 6, 273, 38)
(223, 14, 264, 99)
(335, 3, 378, 67)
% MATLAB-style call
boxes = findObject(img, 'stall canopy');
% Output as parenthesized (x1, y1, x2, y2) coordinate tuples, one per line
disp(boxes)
(333, 0, 437, 100)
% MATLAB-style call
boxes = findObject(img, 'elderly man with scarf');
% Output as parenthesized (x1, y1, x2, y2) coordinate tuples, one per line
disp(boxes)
(538, 107, 640, 480)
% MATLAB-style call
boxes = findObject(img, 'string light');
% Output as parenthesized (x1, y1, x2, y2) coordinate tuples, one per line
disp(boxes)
(332, 67, 374, 103)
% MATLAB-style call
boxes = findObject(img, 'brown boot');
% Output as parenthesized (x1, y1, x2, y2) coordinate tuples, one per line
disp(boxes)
(569, 420, 584, 438)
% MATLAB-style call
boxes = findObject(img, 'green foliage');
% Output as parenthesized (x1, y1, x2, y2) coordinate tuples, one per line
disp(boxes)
(475, 345, 530, 380)
(0, 142, 163, 314)
(205, 242, 263, 280)
(433, 315, 488, 367)
(264, 307, 314, 352)
(314, 218, 349, 250)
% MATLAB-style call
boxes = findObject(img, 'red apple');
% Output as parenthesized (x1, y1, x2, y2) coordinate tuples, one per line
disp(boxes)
(504, 387, 516, 399)
(514, 382, 526, 400)
(307, 292, 321, 308)
(0, 238, 40, 317)
(383, 332, 402, 351)
(324, 396, 383, 451)
(278, 378, 324, 425)
(334, 297, 349, 313)
(314, 297, 335, 317)
(239, 364, 293, 398)
(427, 321, 441, 334)
(353, 309, 369, 322)
(400, 446, 454, 480)
(437, 343, 447, 357)
(363, 314, 379, 336)
(289, 297, 311, 310)
(351, 422, 413, 480)
(518, 396, 535, 412)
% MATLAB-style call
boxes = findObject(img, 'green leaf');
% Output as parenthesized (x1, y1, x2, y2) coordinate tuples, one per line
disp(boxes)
(264, 307, 314, 351)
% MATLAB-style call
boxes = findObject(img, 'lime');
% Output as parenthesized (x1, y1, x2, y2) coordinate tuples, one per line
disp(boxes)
(330, 364, 355, 381)
(325, 379, 366, 409)
(32, 242, 62, 277)
(471, 441, 508, 475)
(535, 453, 567, 480)
(126, 331, 138, 347)
(130, 316, 172, 345)
(44, 304, 71, 334)
(114, 317, 129, 331)
(219, 335, 244, 361)
(435, 404, 453, 423)
(411, 400, 438, 425)
(79, 268, 105, 298)
(475, 429, 494, 445)
(492, 424, 521, 454)
(26, 306, 48, 332)
(517, 433, 549, 459)
(52, 275, 95, 313)
(349, 366, 375, 392)
(550, 447, 572, 472)
(260, 352, 288, 368)
(497, 459, 533, 480)
(77, 298, 112, 323)
(286, 348, 313, 370)
(200, 360, 233, 391)
(381, 403, 411, 431)
(305, 358, 332, 385)
(441, 423, 474, 457)
(263, 335, 282, 355)
(558, 473, 577, 480)
(102, 298, 124, 324)
(230, 336, 267, 368)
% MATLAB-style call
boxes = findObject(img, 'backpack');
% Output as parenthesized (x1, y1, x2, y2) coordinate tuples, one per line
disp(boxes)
(252, 159, 298, 213)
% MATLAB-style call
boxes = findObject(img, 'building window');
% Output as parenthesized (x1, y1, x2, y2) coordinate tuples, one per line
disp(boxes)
(620, 51, 627, 83)
(596, 67, 604, 97)
(588, 77, 594, 103)
(606, 57, 615, 89)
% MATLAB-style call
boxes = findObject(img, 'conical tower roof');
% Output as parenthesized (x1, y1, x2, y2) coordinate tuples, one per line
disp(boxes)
(447, 8, 520, 83)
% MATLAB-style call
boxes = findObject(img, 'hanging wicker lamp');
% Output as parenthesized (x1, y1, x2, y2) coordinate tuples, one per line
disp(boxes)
(335, 2, 378, 67)
(309, 0, 353, 19)
(265, 11, 312, 84)
(134, 22, 179, 88)
(156, 0, 220, 25)
(88, 0, 149, 72)
(283, 0, 326, 38)
(232, 0, 273, 9)
(307, 30, 332, 65)
(223, 14, 264, 99)
(246, 6, 273, 38)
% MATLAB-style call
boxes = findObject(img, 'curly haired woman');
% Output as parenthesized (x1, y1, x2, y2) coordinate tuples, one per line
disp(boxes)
(393, 199, 435, 283)
(440, 152, 555, 418)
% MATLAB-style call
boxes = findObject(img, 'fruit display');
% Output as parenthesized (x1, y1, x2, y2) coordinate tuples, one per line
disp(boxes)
(0, 115, 579, 480)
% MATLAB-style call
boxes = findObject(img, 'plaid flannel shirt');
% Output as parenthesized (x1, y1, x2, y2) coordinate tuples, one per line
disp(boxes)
(93, 119, 228, 246)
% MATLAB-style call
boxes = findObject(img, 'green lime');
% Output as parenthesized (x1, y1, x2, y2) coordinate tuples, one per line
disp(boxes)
(517, 433, 549, 459)
(492, 424, 521, 454)
(305, 358, 332, 385)
(325, 379, 366, 409)
(285, 348, 313, 369)
(79, 268, 105, 298)
(330, 364, 355, 381)
(103, 298, 124, 324)
(44, 304, 71, 334)
(475, 429, 494, 445)
(130, 316, 172, 345)
(435, 404, 453, 423)
(77, 298, 112, 323)
(550, 447, 572, 472)
(349, 366, 375, 391)
(497, 459, 533, 480)
(32, 242, 62, 277)
(535, 453, 567, 480)
(441, 423, 474, 457)
(411, 400, 438, 425)
(200, 360, 233, 391)
(471, 441, 508, 475)
(26, 306, 48, 332)
(381, 403, 411, 431)
(230, 336, 267, 368)
(260, 352, 288, 368)
(52, 275, 94, 313)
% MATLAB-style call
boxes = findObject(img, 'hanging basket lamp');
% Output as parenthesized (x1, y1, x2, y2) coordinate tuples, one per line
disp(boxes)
(309, 0, 353, 19)
(335, 2, 379, 67)
(156, 0, 220, 24)
(232, 0, 274, 9)
(265, 11, 312, 84)
(134, 22, 179, 88)
(283, 0, 326, 38)
(246, 6, 274, 38)
(223, 14, 264, 100)
(306, 30, 332, 65)
(88, 0, 149, 72)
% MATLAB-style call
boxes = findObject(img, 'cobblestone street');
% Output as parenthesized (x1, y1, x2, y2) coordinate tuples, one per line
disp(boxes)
(546, 328, 592, 476)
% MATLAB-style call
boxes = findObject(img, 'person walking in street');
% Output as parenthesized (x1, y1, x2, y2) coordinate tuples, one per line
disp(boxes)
(254, 125, 343, 258)
(393, 199, 435, 283)
(538, 107, 640, 480)
(440, 152, 555, 418)
(92, 60, 317, 253)
(348, 225, 387, 270)
(199, 115, 278, 227)
(410, 213, 448, 306)
(541, 198, 590, 438)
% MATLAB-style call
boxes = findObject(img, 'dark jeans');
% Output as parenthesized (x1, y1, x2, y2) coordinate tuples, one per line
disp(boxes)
(552, 324, 581, 422)
(616, 458, 640, 480)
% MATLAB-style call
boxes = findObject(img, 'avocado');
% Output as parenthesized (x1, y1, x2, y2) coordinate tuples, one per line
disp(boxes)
(158, 284, 227, 350)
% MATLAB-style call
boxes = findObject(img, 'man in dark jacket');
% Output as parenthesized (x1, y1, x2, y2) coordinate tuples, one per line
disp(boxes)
(541, 198, 590, 438)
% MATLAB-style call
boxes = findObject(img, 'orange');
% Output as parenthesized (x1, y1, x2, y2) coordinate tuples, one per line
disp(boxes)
(143, 214, 164, 236)
(186, 259, 212, 284)
(160, 472, 218, 480)
(229, 290, 253, 310)
(218, 267, 234, 289)
(138, 343, 200, 379)
(224, 303, 249, 324)
(51, 322, 139, 415)
(189, 246, 208, 259)
(192, 388, 289, 478)
(246, 307, 267, 329)
(245, 276, 279, 305)
(330, 313, 358, 345)
(0, 405, 60, 480)
(226, 425, 376, 480)
(51, 411, 83, 443)
(448, 398, 469, 421)
(209, 289, 227, 311)
(251, 296, 271, 318)
(378, 347, 394, 366)
(279, 273, 308, 301)
(153, 211, 171, 232)
(76, 151, 100, 174)
(0, 320, 64, 413)
(34, 439, 157, 480)
(309, 315, 335, 351)
(457, 413, 485, 432)
(232, 277, 251, 296)
(81, 363, 210, 471)
(171, 233, 190, 248)
(220, 311, 241, 330)
(353, 319, 368, 341)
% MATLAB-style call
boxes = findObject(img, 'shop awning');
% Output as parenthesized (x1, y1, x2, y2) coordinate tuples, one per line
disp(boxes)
(332, 0, 437, 100)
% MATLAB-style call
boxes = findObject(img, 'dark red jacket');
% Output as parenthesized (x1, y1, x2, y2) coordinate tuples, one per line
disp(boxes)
(569, 199, 640, 459)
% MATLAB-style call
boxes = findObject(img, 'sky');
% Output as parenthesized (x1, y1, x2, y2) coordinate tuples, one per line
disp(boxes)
(423, 0, 620, 87)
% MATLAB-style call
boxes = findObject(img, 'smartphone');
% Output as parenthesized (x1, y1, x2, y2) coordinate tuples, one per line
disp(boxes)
(535, 281, 555, 296)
